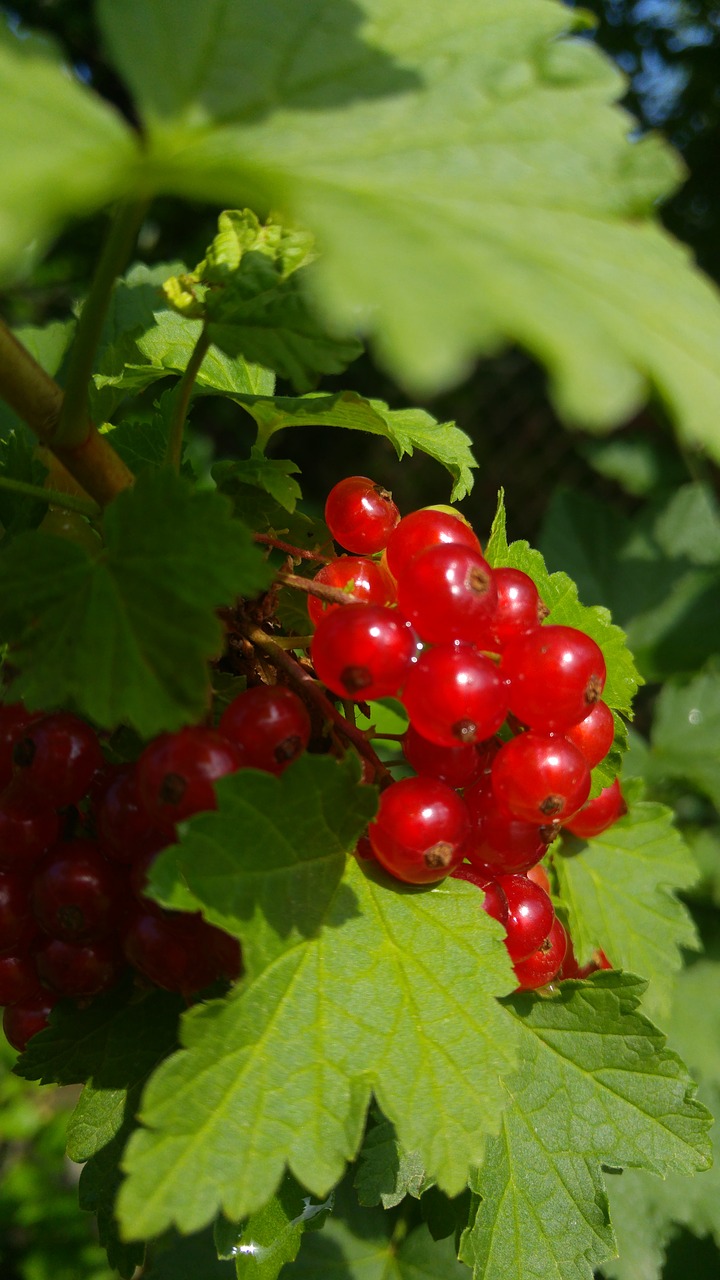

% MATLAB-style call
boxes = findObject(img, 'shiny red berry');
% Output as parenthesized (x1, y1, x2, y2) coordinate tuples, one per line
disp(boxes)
(490, 568, 547, 649)
(137, 727, 242, 830)
(0, 786, 61, 872)
(496, 873, 555, 963)
(11, 712, 104, 807)
(311, 604, 413, 701)
(368, 776, 470, 884)
(451, 864, 509, 926)
(563, 778, 626, 839)
(564, 701, 615, 768)
(34, 934, 123, 997)
(491, 733, 591, 824)
(0, 952, 45, 1005)
(306, 557, 396, 626)
(401, 723, 486, 789)
(0, 703, 39, 790)
(32, 840, 122, 943)
(3, 995, 57, 1052)
(513, 918, 568, 990)
(122, 908, 225, 995)
(402, 645, 508, 748)
(219, 685, 311, 774)
(96, 766, 169, 864)
(385, 509, 481, 581)
(397, 543, 498, 645)
(501, 626, 606, 732)
(325, 477, 400, 554)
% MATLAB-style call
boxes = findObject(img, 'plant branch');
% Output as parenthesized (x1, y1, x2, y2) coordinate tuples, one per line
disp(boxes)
(56, 198, 148, 450)
(0, 474, 100, 517)
(253, 533, 333, 563)
(165, 326, 211, 470)
(278, 571, 361, 607)
(240, 622, 393, 786)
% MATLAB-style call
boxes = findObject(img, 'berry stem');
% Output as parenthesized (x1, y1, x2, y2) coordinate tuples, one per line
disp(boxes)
(278, 570, 363, 607)
(0, 473, 100, 518)
(56, 198, 149, 450)
(241, 622, 393, 785)
(164, 325, 211, 471)
(252, 533, 333, 563)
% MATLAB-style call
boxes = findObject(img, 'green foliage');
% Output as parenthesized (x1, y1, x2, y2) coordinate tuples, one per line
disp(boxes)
(460, 973, 712, 1280)
(0, 469, 273, 734)
(651, 670, 720, 811)
(354, 1115, 430, 1209)
(553, 801, 699, 1021)
(215, 1171, 334, 1280)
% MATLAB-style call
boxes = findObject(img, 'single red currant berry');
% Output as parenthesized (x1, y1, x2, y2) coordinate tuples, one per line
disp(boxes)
(513, 918, 568, 990)
(558, 933, 582, 980)
(490, 568, 547, 649)
(0, 868, 36, 954)
(354, 835, 376, 861)
(501, 626, 607, 732)
(451, 864, 509, 926)
(32, 840, 123, 943)
(325, 477, 400, 554)
(122, 908, 222, 994)
(491, 733, 591, 824)
(96, 765, 169, 864)
(402, 645, 508, 748)
(3, 995, 57, 1052)
(0, 786, 61, 872)
(496, 873, 555, 962)
(311, 604, 413, 701)
(0, 703, 40, 790)
(0, 952, 45, 1005)
(219, 685, 311, 774)
(34, 934, 124, 997)
(527, 863, 551, 895)
(385, 509, 481, 581)
(564, 701, 615, 768)
(466, 804, 558, 875)
(306, 557, 396, 626)
(137, 727, 242, 830)
(563, 778, 626, 839)
(368, 776, 470, 884)
(12, 712, 104, 807)
(402, 723, 486, 789)
(397, 544, 498, 645)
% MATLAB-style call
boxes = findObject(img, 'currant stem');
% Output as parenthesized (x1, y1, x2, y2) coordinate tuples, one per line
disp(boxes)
(0, 473, 100, 518)
(56, 198, 148, 450)
(241, 623, 393, 786)
(164, 325, 211, 471)
(279, 571, 362, 606)
(253, 533, 333, 564)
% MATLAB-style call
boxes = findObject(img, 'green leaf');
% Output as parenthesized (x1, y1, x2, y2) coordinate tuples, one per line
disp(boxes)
(78, 1128, 146, 1279)
(460, 972, 713, 1280)
(144, 1227, 235, 1279)
(0, 428, 48, 539)
(233, 392, 477, 501)
(118, 848, 517, 1239)
(215, 1172, 334, 1279)
(283, 1176, 468, 1279)
(354, 1116, 429, 1209)
(651, 670, 720, 810)
(96, 0, 720, 458)
(0, 20, 138, 282)
(0, 469, 274, 735)
(603, 957, 720, 1280)
(553, 800, 699, 1022)
(213, 449, 302, 514)
(486, 491, 642, 718)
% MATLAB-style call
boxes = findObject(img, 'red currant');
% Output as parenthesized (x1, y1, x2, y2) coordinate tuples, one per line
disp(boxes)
(32, 840, 122, 943)
(401, 723, 486, 789)
(466, 800, 558, 875)
(0, 868, 36, 954)
(3, 995, 57, 1052)
(451, 864, 508, 925)
(219, 685, 311, 774)
(34, 934, 123, 997)
(501, 626, 606, 732)
(397, 544, 497, 645)
(401, 645, 508, 747)
(513, 918, 568, 990)
(122, 908, 225, 994)
(491, 733, 591, 824)
(385, 509, 481, 581)
(137, 727, 242, 830)
(368, 776, 470, 884)
(0, 703, 39, 790)
(0, 952, 45, 1005)
(12, 712, 104, 807)
(0, 786, 61, 872)
(563, 778, 626, 839)
(306, 557, 396, 626)
(311, 604, 413, 701)
(527, 863, 551, 895)
(325, 477, 400, 554)
(564, 701, 615, 768)
(496, 873, 555, 962)
(96, 765, 169, 863)
(490, 568, 547, 649)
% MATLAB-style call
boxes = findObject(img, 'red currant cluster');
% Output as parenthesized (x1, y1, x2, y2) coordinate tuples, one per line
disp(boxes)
(315, 477, 627, 990)
(0, 685, 312, 1051)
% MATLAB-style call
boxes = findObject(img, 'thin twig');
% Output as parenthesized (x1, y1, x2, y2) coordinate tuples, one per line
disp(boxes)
(253, 533, 333, 563)
(165, 326, 211, 470)
(279, 571, 361, 607)
(0, 473, 100, 517)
